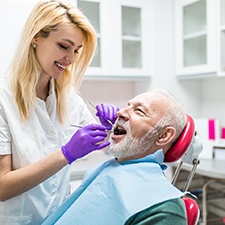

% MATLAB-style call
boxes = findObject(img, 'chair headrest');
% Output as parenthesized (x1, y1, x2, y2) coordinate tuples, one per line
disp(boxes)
(164, 115, 195, 163)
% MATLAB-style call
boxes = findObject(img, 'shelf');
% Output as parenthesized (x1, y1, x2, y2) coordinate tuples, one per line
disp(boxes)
(84, 74, 151, 81)
(122, 35, 141, 41)
(183, 30, 207, 40)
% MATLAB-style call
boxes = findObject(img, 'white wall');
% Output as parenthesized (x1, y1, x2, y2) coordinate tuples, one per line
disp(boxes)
(0, 0, 39, 76)
(202, 77, 225, 126)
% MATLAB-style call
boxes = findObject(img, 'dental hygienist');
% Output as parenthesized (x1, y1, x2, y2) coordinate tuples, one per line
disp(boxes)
(0, 1, 118, 224)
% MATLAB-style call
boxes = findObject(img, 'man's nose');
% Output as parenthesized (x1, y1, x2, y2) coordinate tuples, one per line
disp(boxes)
(116, 107, 129, 121)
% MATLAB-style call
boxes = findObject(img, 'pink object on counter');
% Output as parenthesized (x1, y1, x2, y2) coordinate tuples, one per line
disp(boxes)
(208, 119, 215, 140)
(221, 127, 225, 139)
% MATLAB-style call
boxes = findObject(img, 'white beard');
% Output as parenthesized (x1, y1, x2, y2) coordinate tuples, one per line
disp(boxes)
(107, 121, 158, 159)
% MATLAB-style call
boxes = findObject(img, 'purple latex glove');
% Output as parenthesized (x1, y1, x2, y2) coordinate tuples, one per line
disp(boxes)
(96, 103, 119, 130)
(61, 124, 110, 164)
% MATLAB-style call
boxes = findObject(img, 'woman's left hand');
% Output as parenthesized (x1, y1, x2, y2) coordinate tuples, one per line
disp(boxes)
(96, 103, 119, 130)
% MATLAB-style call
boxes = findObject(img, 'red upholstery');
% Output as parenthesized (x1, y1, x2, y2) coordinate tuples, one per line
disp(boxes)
(164, 114, 195, 163)
(183, 197, 199, 225)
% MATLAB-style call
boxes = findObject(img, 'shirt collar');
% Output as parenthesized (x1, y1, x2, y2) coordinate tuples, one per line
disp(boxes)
(48, 78, 55, 95)
(119, 149, 165, 165)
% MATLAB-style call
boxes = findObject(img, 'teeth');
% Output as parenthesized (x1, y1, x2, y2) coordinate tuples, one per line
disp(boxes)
(114, 125, 126, 135)
(55, 62, 66, 69)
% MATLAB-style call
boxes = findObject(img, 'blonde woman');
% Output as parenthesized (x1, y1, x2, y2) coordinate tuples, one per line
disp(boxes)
(0, 1, 118, 224)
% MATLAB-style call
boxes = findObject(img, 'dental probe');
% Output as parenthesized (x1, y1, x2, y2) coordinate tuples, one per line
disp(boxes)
(70, 124, 111, 132)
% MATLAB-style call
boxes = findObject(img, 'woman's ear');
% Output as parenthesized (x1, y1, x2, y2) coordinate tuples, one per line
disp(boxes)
(31, 33, 41, 46)
(155, 126, 176, 147)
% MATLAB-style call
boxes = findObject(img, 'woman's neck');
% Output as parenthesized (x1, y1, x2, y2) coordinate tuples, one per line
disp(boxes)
(36, 75, 51, 101)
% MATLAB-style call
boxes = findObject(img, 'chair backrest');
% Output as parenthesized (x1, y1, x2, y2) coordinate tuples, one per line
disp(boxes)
(164, 114, 195, 163)
(164, 115, 202, 225)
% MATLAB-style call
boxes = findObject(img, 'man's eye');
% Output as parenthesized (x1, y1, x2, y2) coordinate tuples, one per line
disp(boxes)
(135, 108, 145, 115)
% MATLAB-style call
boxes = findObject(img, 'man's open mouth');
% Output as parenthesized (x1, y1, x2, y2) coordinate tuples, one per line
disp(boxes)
(113, 125, 127, 135)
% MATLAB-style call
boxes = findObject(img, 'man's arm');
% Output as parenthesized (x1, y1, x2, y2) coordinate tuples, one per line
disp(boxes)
(124, 198, 187, 225)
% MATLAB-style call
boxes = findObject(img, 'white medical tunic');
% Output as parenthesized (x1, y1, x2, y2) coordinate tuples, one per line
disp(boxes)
(0, 77, 96, 225)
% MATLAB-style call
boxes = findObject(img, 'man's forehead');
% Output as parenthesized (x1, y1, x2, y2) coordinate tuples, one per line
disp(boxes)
(130, 92, 170, 113)
(131, 92, 158, 103)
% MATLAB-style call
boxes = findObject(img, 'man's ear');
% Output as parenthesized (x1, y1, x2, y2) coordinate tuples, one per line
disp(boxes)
(155, 126, 176, 147)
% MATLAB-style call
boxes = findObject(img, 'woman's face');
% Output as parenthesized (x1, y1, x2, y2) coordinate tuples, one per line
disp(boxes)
(34, 25, 84, 80)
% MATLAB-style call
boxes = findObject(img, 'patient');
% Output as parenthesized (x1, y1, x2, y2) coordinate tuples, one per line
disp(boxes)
(42, 89, 187, 225)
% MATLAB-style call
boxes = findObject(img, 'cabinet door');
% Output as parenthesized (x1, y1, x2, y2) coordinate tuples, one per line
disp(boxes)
(77, 0, 101, 68)
(116, 0, 153, 78)
(76, 0, 152, 79)
(217, 0, 225, 76)
(76, 0, 108, 77)
(175, 0, 217, 77)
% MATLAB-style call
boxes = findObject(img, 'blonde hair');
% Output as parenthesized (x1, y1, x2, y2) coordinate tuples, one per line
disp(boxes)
(9, 0, 96, 123)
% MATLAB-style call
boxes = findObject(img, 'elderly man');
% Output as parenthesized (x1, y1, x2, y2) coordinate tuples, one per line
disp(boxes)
(42, 89, 187, 225)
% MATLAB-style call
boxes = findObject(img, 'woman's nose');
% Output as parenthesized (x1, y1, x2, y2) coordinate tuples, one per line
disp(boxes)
(65, 52, 75, 64)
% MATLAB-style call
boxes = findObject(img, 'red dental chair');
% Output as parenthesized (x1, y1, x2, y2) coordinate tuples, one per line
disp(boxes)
(164, 114, 202, 225)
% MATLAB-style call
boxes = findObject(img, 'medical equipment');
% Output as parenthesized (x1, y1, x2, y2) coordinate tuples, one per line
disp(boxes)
(70, 124, 84, 129)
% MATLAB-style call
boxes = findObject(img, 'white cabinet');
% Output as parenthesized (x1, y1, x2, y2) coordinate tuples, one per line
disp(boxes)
(174, 0, 223, 78)
(76, 0, 153, 80)
(217, 0, 225, 76)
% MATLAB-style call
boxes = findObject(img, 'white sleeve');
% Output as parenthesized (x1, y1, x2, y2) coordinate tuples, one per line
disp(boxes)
(0, 105, 11, 154)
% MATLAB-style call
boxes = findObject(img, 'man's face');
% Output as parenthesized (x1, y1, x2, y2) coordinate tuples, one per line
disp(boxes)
(107, 92, 167, 160)
(107, 118, 158, 159)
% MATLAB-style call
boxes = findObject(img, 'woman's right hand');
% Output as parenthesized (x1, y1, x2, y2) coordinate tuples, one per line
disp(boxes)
(61, 124, 110, 164)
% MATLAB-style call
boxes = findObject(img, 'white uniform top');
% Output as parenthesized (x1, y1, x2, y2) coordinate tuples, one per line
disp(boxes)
(0, 77, 96, 225)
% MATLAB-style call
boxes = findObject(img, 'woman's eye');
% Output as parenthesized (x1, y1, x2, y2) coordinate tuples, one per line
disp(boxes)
(59, 43, 68, 50)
